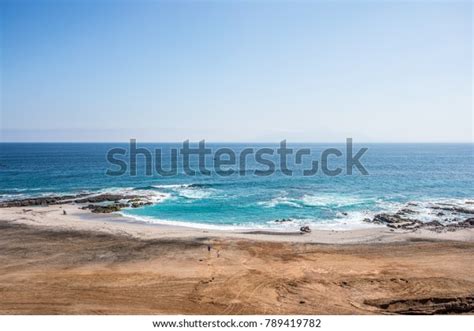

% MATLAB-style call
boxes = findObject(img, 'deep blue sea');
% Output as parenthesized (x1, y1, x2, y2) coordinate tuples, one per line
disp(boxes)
(1, 143, 473, 230)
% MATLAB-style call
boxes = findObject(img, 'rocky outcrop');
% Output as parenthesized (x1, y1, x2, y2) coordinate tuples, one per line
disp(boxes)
(300, 226, 311, 233)
(369, 213, 423, 230)
(274, 218, 292, 223)
(365, 214, 474, 232)
(362, 200, 474, 232)
(1, 193, 155, 213)
(452, 218, 474, 228)
(431, 205, 474, 215)
(365, 295, 474, 314)
(0, 195, 86, 207)
(74, 194, 140, 204)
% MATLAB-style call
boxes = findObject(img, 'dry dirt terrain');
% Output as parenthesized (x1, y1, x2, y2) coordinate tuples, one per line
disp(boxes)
(0, 221, 473, 314)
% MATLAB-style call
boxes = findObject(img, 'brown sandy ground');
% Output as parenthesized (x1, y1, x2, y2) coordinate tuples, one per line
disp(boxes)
(0, 221, 472, 314)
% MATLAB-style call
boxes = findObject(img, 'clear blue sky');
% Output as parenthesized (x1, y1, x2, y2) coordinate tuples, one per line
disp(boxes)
(1, 0, 472, 142)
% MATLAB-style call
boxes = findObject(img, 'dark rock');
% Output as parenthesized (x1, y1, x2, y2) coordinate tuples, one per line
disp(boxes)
(0, 193, 151, 211)
(424, 220, 443, 227)
(444, 218, 459, 223)
(463, 218, 474, 226)
(368, 213, 422, 230)
(372, 213, 414, 224)
(275, 218, 292, 223)
(0, 195, 76, 207)
(85, 203, 128, 213)
(398, 208, 416, 214)
(446, 218, 474, 229)
(75, 194, 140, 204)
(366, 211, 473, 232)
(455, 207, 474, 214)
(300, 226, 311, 233)
(431, 205, 474, 215)
(364, 295, 474, 314)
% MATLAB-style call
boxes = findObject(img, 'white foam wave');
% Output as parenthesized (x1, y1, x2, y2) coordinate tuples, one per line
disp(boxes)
(0, 193, 28, 201)
(118, 213, 274, 231)
(258, 196, 302, 208)
(301, 194, 370, 207)
(151, 184, 192, 189)
(119, 212, 382, 232)
(151, 183, 215, 200)
(257, 193, 373, 209)
(1, 187, 44, 193)
(177, 188, 213, 199)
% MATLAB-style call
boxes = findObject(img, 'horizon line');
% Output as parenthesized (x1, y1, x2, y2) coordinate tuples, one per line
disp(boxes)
(1, 141, 473, 144)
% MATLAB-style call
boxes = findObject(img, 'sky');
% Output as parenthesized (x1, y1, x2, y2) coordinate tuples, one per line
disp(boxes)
(0, 0, 472, 142)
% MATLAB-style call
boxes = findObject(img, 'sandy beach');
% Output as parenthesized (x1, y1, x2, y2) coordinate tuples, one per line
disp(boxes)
(0, 203, 473, 314)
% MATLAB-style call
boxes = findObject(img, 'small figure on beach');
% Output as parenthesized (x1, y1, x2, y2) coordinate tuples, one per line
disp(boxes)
(216, 250, 220, 258)
(63, 210, 67, 215)
(207, 245, 211, 252)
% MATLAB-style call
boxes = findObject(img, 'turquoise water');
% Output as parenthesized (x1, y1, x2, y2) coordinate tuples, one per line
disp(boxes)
(1, 143, 473, 229)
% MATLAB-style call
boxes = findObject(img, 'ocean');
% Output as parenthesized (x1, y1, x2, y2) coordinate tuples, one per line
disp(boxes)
(1, 142, 473, 230)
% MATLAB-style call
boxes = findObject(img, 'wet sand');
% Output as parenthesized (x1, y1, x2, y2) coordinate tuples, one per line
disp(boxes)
(0, 205, 473, 314)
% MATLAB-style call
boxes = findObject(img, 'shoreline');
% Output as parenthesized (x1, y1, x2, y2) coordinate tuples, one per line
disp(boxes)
(1, 203, 473, 244)
(2, 191, 474, 241)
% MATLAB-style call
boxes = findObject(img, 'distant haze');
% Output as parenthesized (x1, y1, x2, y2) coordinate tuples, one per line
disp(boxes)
(1, 1, 472, 142)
